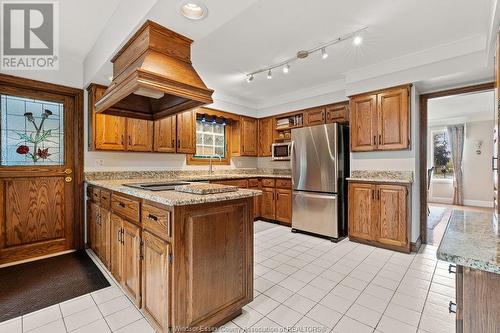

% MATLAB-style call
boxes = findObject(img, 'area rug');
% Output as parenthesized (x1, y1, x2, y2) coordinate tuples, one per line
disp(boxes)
(0, 250, 110, 322)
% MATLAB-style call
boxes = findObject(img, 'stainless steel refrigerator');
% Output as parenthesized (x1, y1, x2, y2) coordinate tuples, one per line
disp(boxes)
(291, 123, 349, 241)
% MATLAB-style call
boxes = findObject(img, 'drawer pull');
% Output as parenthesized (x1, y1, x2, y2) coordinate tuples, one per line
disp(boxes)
(147, 213, 158, 221)
(118, 202, 125, 208)
(102, 196, 107, 200)
(448, 301, 457, 313)
(448, 264, 456, 274)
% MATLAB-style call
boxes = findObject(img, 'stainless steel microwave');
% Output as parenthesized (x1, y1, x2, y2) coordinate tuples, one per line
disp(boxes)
(272, 142, 292, 161)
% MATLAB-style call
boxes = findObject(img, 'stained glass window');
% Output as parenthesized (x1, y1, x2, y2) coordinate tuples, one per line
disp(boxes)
(194, 119, 226, 158)
(0, 95, 64, 166)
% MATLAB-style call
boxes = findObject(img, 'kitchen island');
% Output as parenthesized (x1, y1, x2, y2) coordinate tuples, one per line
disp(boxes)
(86, 177, 261, 332)
(437, 210, 500, 333)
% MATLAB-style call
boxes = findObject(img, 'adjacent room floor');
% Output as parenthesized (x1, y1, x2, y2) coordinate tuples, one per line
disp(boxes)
(0, 221, 456, 333)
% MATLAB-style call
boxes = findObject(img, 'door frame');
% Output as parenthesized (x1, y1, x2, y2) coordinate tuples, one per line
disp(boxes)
(419, 82, 494, 244)
(0, 73, 85, 250)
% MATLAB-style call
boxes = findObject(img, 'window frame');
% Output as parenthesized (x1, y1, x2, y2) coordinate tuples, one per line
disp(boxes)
(186, 118, 231, 165)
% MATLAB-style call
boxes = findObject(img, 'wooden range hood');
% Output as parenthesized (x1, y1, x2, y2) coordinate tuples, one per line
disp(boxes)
(95, 20, 214, 120)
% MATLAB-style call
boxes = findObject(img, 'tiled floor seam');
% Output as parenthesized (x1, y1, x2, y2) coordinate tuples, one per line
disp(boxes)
(415, 254, 439, 333)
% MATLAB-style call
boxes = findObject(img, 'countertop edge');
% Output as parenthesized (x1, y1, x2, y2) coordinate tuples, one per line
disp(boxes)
(346, 177, 413, 184)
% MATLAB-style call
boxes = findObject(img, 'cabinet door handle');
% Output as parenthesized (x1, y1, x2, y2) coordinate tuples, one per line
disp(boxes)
(128, 136, 132, 146)
(147, 213, 158, 221)
(171, 139, 175, 148)
(118, 202, 125, 208)
(121, 135, 124, 145)
(177, 140, 180, 148)
(372, 189, 375, 200)
(373, 135, 377, 145)
(379, 134, 382, 146)
(448, 301, 456, 313)
(117, 229, 121, 243)
(120, 229, 124, 244)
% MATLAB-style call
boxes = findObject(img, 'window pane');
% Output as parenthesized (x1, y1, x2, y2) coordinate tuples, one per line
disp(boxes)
(194, 119, 226, 158)
(1, 95, 64, 166)
(432, 131, 453, 179)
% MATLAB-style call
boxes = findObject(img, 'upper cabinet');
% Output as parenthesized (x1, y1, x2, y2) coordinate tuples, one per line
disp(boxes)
(304, 107, 325, 126)
(232, 116, 258, 157)
(127, 119, 153, 152)
(350, 85, 410, 152)
(153, 115, 176, 153)
(258, 118, 274, 157)
(176, 110, 196, 154)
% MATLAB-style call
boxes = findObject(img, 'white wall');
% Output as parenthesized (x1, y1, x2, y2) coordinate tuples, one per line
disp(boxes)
(428, 120, 494, 207)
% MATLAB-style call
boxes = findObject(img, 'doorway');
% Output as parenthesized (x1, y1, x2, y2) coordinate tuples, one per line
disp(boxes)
(419, 82, 495, 245)
(0, 74, 84, 265)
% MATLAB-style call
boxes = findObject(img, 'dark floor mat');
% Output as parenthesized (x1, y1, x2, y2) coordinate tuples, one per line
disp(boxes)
(0, 250, 110, 322)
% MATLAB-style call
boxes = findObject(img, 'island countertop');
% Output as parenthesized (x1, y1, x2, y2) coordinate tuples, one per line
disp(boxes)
(436, 210, 500, 274)
(86, 178, 261, 206)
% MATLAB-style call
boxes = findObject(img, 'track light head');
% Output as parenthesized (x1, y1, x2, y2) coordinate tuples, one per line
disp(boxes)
(246, 74, 254, 83)
(267, 69, 272, 79)
(353, 35, 362, 46)
(283, 64, 290, 74)
(321, 48, 328, 59)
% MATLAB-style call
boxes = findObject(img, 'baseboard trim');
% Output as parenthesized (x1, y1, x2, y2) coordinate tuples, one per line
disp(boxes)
(411, 235, 422, 253)
(463, 199, 494, 208)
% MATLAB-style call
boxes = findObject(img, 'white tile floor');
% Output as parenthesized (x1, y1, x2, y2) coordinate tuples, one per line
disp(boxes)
(0, 221, 456, 333)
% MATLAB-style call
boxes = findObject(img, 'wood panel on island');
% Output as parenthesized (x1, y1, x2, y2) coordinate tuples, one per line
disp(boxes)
(86, 185, 254, 332)
(348, 181, 411, 253)
(350, 85, 411, 152)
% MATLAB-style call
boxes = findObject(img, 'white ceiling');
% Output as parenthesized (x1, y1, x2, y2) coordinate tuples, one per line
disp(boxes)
(81, 0, 498, 111)
(428, 90, 495, 125)
(59, 0, 120, 59)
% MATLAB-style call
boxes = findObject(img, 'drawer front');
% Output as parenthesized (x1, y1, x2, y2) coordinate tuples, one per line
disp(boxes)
(111, 194, 140, 223)
(261, 178, 275, 188)
(100, 190, 111, 209)
(276, 179, 292, 189)
(142, 203, 171, 240)
(248, 178, 260, 187)
(91, 187, 100, 203)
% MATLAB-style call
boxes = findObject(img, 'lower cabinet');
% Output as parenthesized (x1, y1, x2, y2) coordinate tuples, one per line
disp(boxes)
(142, 231, 171, 333)
(275, 189, 292, 224)
(260, 179, 292, 226)
(87, 197, 111, 269)
(348, 181, 410, 252)
(260, 187, 276, 220)
(109, 213, 142, 307)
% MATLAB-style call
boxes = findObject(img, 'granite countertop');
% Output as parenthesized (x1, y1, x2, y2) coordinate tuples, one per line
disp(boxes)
(86, 178, 261, 206)
(347, 170, 414, 184)
(437, 210, 500, 274)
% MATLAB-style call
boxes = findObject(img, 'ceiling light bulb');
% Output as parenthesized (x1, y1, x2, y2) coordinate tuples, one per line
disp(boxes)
(353, 35, 362, 46)
(321, 48, 328, 59)
(283, 64, 290, 74)
(180, 1, 208, 20)
(267, 69, 272, 79)
(246, 74, 254, 83)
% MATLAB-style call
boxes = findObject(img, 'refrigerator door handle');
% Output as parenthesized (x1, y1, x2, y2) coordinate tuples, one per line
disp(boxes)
(290, 140, 295, 187)
(294, 192, 337, 200)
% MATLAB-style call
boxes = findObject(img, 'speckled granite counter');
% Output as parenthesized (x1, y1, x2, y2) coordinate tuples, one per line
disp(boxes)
(437, 210, 500, 274)
(85, 169, 291, 181)
(346, 170, 413, 184)
(87, 178, 261, 206)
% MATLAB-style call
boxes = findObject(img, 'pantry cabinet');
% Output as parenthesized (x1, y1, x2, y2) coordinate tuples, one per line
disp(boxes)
(348, 181, 410, 252)
(350, 85, 410, 152)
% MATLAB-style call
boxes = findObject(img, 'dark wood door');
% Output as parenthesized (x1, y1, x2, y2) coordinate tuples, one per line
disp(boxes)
(348, 183, 375, 240)
(376, 184, 408, 248)
(0, 76, 83, 265)
(275, 189, 292, 225)
(154, 115, 177, 153)
(122, 219, 142, 307)
(142, 231, 171, 333)
(127, 119, 153, 152)
(350, 94, 378, 151)
(261, 187, 276, 220)
(377, 88, 409, 150)
(176, 110, 196, 154)
(258, 118, 274, 157)
(110, 214, 123, 283)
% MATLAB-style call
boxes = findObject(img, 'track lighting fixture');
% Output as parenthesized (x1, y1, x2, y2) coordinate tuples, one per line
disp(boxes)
(321, 48, 328, 59)
(244, 26, 367, 82)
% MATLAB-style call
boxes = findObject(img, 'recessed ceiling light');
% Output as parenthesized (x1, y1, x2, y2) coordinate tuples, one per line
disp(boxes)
(179, 1, 208, 20)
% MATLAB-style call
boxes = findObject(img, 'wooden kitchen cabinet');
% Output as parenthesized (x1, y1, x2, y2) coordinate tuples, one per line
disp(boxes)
(121, 219, 142, 307)
(110, 214, 123, 283)
(275, 188, 292, 224)
(176, 110, 196, 154)
(154, 115, 177, 153)
(127, 118, 153, 151)
(258, 118, 274, 157)
(248, 179, 261, 219)
(305, 107, 325, 126)
(260, 187, 276, 220)
(232, 116, 258, 156)
(350, 86, 410, 152)
(325, 103, 349, 123)
(348, 181, 410, 252)
(142, 231, 171, 333)
(99, 206, 111, 268)
(88, 84, 127, 151)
